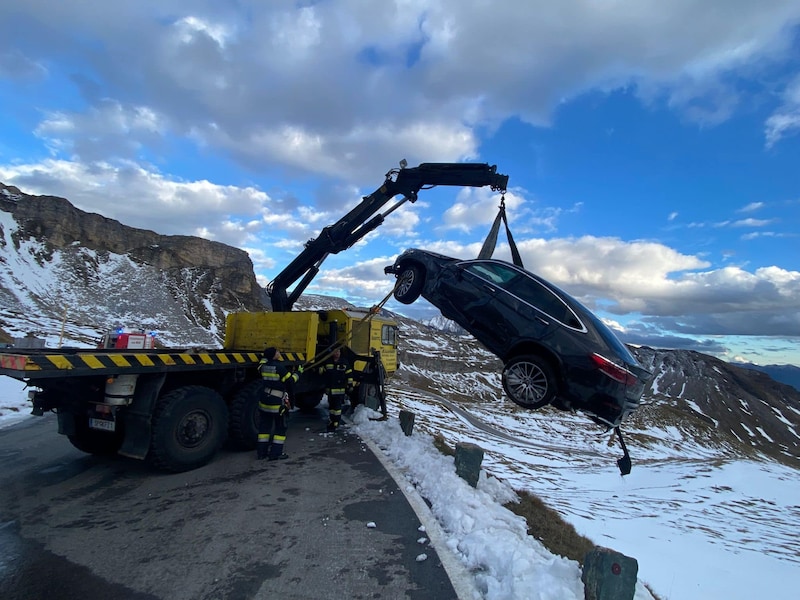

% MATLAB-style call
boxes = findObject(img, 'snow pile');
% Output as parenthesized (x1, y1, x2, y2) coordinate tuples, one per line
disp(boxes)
(352, 407, 654, 600)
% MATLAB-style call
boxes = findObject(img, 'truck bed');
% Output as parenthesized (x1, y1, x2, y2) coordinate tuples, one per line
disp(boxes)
(0, 348, 261, 379)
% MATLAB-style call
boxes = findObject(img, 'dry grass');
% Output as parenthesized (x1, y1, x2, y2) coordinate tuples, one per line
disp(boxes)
(503, 489, 596, 564)
(432, 433, 456, 457)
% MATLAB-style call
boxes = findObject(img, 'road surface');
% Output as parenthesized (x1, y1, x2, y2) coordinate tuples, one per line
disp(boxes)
(0, 410, 460, 600)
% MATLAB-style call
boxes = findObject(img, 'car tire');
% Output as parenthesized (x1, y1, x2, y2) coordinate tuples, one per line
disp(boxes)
(393, 264, 425, 304)
(502, 354, 558, 410)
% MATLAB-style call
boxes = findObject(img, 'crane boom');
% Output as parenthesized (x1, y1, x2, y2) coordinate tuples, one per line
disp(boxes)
(268, 162, 509, 312)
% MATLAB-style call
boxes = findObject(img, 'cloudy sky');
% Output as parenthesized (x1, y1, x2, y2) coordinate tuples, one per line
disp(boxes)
(1, 1, 799, 366)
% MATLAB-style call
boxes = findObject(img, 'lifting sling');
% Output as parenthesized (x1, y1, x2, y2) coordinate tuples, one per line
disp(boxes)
(478, 195, 524, 268)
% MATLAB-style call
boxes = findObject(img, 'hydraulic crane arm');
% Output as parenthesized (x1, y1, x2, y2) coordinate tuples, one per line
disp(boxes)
(268, 161, 509, 312)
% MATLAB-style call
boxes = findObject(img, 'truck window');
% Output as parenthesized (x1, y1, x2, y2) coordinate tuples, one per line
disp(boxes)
(382, 325, 397, 346)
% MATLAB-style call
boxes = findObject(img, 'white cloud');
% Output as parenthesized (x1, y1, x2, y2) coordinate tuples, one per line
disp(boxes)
(0, 160, 270, 246)
(765, 75, 800, 148)
(739, 201, 765, 213)
(4, 2, 799, 179)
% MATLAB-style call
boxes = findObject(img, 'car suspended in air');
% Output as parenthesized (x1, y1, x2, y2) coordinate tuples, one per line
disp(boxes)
(384, 248, 652, 431)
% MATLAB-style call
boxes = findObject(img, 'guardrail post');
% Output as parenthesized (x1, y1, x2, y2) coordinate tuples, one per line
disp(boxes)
(582, 546, 638, 600)
(454, 442, 483, 488)
(399, 410, 415, 436)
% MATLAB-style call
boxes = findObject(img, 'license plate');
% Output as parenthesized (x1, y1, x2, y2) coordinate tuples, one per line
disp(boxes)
(89, 418, 116, 432)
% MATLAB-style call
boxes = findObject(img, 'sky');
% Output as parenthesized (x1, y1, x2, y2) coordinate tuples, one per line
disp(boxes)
(1, 1, 799, 366)
(2, 375, 798, 600)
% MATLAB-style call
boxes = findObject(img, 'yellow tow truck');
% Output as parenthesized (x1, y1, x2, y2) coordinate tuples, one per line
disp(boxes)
(0, 161, 508, 472)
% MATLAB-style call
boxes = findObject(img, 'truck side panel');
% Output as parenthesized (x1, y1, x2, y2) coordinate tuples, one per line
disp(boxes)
(224, 312, 319, 359)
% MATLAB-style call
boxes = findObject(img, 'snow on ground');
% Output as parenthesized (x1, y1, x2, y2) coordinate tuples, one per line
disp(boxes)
(1, 376, 799, 599)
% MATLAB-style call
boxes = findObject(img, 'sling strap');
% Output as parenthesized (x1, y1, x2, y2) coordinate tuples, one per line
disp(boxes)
(478, 195, 524, 268)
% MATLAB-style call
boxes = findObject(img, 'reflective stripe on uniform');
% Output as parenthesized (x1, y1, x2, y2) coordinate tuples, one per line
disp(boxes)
(259, 402, 281, 412)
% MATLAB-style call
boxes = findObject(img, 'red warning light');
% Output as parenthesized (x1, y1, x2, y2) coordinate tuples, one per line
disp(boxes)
(611, 563, 622, 575)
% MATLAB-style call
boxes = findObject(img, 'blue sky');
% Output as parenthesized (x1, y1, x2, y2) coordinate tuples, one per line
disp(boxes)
(1, 1, 799, 366)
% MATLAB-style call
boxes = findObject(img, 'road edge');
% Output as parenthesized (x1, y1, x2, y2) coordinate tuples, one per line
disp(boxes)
(358, 434, 482, 600)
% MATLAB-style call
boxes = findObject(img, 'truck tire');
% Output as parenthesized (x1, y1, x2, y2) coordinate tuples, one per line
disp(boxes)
(68, 418, 124, 456)
(356, 360, 387, 415)
(148, 385, 228, 472)
(228, 380, 262, 450)
(294, 390, 324, 411)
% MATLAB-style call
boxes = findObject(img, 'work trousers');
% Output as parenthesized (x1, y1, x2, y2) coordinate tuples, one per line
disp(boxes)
(257, 400, 287, 459)
(327, 393, 344, 431)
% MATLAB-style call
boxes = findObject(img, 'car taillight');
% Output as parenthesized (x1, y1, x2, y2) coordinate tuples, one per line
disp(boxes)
(591, 353, 638, 386)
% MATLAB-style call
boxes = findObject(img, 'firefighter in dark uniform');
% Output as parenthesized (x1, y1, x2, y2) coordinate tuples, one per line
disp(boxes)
(257, 347, 301, 461)
(319, 346, 353, 432)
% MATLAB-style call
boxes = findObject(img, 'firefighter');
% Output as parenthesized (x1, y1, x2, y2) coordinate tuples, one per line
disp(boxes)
(319, 346, 353, 432)
(257, 347, 301, 461)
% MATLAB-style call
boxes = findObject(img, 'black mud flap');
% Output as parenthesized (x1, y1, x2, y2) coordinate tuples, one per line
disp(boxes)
(615, 427, 632, 476)
(119, 373, 165, 460)
(57, 411, 77, 436)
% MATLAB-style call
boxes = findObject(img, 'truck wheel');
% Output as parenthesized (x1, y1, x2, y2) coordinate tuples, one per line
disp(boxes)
(148, 385, 228, 472)
(357, 361, 387, 414)
(228, 380, 262, 450)
(68, 419, 124, 455)
(393, 264, 424, 304)
(294, 391, 323, 411)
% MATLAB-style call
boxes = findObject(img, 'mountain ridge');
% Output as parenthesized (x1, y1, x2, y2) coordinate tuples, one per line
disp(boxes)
(1, 181, 799, 470)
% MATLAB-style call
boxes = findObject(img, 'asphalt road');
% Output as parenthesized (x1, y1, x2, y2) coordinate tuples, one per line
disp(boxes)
(0, 410, 461, 600)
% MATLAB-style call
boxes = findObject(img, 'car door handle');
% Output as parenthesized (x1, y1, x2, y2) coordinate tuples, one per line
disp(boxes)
(535, 315, 550, 326)
(483, 284, 497, 293)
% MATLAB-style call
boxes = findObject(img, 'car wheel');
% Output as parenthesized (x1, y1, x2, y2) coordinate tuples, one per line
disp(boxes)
(502, 355, 557, 410)
(393, 264, 424, 304)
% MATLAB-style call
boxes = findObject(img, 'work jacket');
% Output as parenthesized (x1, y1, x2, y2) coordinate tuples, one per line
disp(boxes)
(320, 357, 353, 396)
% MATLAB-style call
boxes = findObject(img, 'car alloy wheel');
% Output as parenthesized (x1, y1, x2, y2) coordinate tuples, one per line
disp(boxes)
(502, 354, 557, 409)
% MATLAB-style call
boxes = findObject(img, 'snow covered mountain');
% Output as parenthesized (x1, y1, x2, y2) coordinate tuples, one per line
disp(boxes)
(1, 183, 265, 347)
(2, 180, 799, 473)
(423, 313, 468, 336)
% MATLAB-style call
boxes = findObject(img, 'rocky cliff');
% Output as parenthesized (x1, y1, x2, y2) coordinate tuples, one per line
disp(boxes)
(0, 183, 267, 346)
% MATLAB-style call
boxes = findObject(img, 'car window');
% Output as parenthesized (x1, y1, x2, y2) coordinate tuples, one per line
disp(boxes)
(465, 263, 517, 285)
(580, 309, 638, 362)
(463, 262, 585, 330)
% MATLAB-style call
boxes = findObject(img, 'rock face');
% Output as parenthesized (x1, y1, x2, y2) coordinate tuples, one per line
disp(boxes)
(0, 183, 267, 346)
